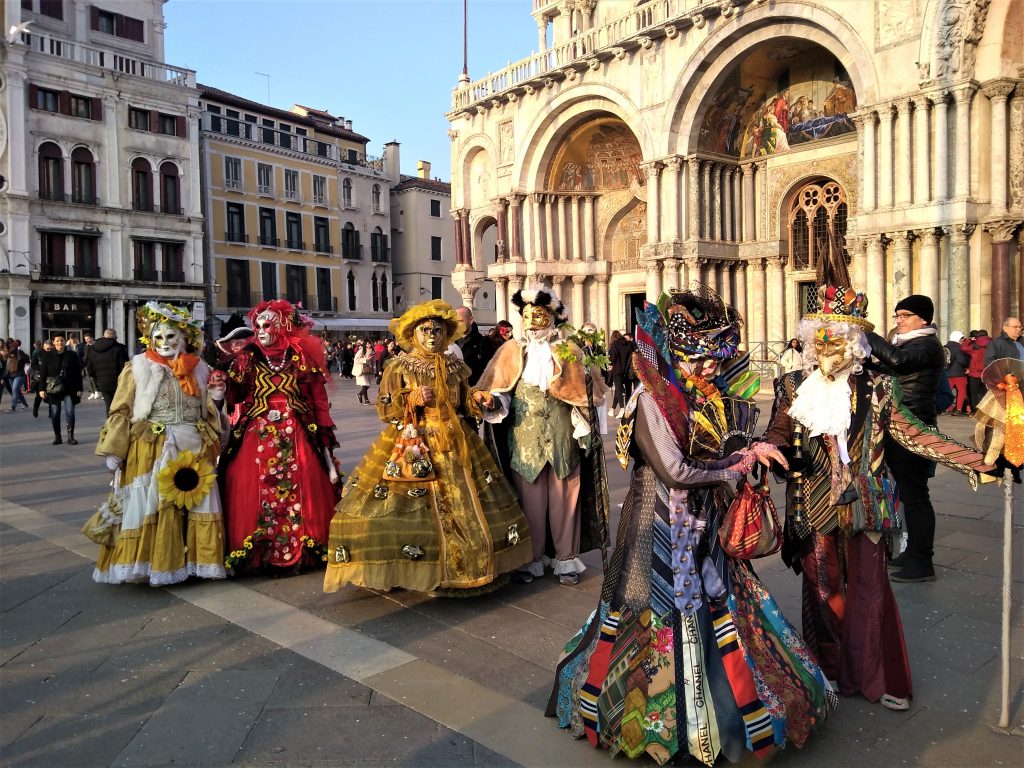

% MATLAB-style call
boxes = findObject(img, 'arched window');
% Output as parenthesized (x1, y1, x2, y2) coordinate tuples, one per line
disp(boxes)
(371, 273, 379, 311)
(380, 274, 389, 312)
(132, 158, 152, 211)
(160, 161, 180, 214)
(347, 270, 356, 311)
(342, 178, 353, 208)
(342, 221, 360, 259)
(371, 184, 381, 213)
(71, 147, 95, 204)
(38, 142, 63, 201)
(788, 181, 848, 271)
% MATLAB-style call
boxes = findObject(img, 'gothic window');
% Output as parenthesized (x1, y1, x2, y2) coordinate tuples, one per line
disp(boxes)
(371, 273, 379, 311)
(788, 181, 848, 271)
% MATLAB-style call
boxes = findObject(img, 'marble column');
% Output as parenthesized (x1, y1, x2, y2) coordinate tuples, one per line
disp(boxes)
(741, 163, 755, 241)
(1011, 85, 1024, 214)
(895, 99, 913, 206)
(746, 258, 766, 348)
(522, 194, 535, 262)
(891, 230, 913, 300)
(643, 162, 662, 244)
(765, 257, 785, 343)
(680, 158, 690, 243)
(733, 261, 747, 327)
(494, 277, 509, 323)
(570, 197, 581, 261)
(496, 198, 509, 262)
(701, 160, 712, 240)
(453, 210, 465, 265)
(510, 195, 524, 262)
(731, 168, 741, 243)
(103, 94, 122, 207)
(863, 110, 877, 211)
(687, 158, 701, 241)
(917, 228, 941, 326)
(953, 85, 976, 199)
(557, 196, 568, 261)
(508, 275, 526, 337)
(462, 210, 473, 269)
(571, 274, 587, 327)
(721, 262, 734, 304)
(645, 259, 662, 300)
(680, 257, 693, 289)
(533, 193, 545, 262)
(544, 195, 556, 262)
(878, 103, 894, 209)
(913, 96, 931, 204)
(866, 235, 886, 323)
(723, 168, 734, 242)
(949, 223, 974, 333)
(984, 80, 1016, 214)
(662, 257, 680, 291)
(664, 156, 683, 242)
(756, 160, 768, 240)
(596, 275, 610, 336)
(584, 195, 596, 261)
(0, 299, 8, 341)
(931, 92, 950, 202)
(848, 237, 868, 291)
(536, 17, 547, 55)
(985, 220, 1021, 331)
(710, 164, 722, 242)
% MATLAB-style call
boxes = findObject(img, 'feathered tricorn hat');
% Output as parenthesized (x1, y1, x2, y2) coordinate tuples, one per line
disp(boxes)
(136, 301, 202, 351)
(511, 285, 567, 325)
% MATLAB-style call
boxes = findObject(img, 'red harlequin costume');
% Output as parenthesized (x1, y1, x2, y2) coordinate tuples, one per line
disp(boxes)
(219, 300, 340, 572)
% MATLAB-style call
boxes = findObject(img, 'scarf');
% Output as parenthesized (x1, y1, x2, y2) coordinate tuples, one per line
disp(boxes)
(522, 329, 557, 391)
(789, 368, 853, 464)
(145, 348, 200, 398)
(891, 326, 937, 347)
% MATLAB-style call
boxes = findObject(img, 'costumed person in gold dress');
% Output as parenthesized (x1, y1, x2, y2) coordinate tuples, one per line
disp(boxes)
(324, 300, 533, 595)
(89, 303, 226, 586)
(475, 286, 609, 586)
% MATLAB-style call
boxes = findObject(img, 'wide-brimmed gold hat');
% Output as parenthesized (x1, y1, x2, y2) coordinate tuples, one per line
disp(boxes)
(389, 300, 465, 352)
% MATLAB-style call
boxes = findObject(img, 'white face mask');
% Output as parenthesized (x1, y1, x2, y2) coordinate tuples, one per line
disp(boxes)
(255, 310, 281, 347)
(151, 322, 183, 358)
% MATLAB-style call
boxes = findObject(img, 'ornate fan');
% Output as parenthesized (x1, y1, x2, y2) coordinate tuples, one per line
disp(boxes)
(689, 397, 760, 460)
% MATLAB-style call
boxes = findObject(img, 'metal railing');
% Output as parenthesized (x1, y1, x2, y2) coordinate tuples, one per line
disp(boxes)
(38, 190, 66, 202)
(257, 184, 274, 197)
(312, 194, 327, 206)
(258, 235, 279, 247)
(284, 189, 300, 202)
(224, 179, 243, 191)
(341, 242, 362, 260)
(224, 232, 248, 243)
(314, 242, 334, 254)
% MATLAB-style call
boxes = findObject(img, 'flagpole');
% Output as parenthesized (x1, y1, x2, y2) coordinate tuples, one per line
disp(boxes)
(460, 0, 470, 85)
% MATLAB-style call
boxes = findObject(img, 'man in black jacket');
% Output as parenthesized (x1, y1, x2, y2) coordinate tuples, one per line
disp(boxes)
(454, 305, 495, 386)
(984, 317, 1022, 365)
(866, 294, 944, 582)
(86, 329, 129, 415)
(37, 335, 84, 445)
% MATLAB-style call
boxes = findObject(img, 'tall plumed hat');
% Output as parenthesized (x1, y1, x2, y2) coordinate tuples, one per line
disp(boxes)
(665, 283, 742, 360)
(511, 285, 567, 325)
(804, 285, 874, 332)
(136, 301, 202, 350)
(389, 299, 464, 352)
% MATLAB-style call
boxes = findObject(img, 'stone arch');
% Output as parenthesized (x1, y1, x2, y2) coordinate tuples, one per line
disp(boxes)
(461, 145, 494, 210)
(662, 3, 880, 155)
(601, 196, 647, 273)
(766, 154, 859, 242)
(514, 84, 653, 193)
(471, 214, 498, 270)
(974, 0, 1024, 80)
(454, 134, 497, 208)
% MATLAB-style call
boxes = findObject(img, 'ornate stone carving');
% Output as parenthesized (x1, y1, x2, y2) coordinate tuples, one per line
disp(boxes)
(982, 80, 1017, 102)
(953, 222, 977, 241)
(587, 58, 601, 72)
(691, 13, 706, 29)
(664, 25, 678, 40)
(935, 0, 991, 81)
(610, 47, 626, 60)
(497, 120, 514, 166)
(767, 153, 858, 238)
(877, 0, 917, 48)
(1010, 94, 1024, 211)
(983, 219, 1022, 242)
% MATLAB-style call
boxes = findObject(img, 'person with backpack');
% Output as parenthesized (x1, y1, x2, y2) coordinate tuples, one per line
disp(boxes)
(961, 330, 991, 411)
(5, 341, 30, 411)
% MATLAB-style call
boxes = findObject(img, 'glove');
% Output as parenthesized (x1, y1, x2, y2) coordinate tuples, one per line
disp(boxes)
(105, 455, 124, 472)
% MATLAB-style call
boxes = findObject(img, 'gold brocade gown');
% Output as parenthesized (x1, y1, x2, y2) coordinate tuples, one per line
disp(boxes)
(324, 352, 533, 594)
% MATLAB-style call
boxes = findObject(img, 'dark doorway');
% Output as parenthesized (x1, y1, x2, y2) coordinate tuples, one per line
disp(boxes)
(625, 293, 646, 335)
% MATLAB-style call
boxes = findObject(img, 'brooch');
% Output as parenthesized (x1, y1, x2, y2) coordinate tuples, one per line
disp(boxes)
(373, 484, 389, 499)
(406, 488, 427, 498)
(334, 545, 350, 563)
(401, 544, 425, 560)
(506, 524, 520, 546)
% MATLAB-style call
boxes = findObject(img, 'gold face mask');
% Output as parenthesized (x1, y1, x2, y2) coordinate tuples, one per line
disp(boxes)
(522, 304, 553, 331)
(414, 319, 445, 352)
(813, 329, 850, 378)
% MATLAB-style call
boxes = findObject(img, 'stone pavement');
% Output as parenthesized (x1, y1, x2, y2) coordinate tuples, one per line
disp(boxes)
(1, 376, 1021, 768)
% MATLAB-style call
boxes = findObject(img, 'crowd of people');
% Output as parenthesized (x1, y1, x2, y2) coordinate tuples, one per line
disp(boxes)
(6, 275, 1017, 764)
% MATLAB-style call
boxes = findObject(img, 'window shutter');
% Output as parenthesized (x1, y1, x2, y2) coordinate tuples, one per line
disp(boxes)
(53, 233, 66, 270)
(91, 97, 102, 121)
(149, 110, 159, 133)
(28, 84, 38, 108)
(114, 12, 124, 38)
(59, 91, 71, 116)
(90, 5, 100, 30)
(175, 115, 186, 138)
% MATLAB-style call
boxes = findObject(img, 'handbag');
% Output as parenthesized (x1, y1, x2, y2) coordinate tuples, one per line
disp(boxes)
(382, 400, 436, 483)
(718, 465, 782, 559)
(44, 375, 65, 399)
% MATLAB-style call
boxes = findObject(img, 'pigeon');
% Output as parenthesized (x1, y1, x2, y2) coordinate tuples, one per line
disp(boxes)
(6, 20, 33, 45)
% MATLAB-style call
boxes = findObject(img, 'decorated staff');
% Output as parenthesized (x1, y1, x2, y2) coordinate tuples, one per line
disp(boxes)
(85, 302, 226, 586)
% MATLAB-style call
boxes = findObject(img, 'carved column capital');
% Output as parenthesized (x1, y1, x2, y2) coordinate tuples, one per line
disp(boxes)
(953, 222, 977, 241)
(890, 230, 914, 247)
(982, 79, 1017, 103)
(571, 274, 587, 285)
(595, 274, 611, 285)
(912, 94, 932, 111)
(983, 218, 1022, 242)
(663, 156, 683, 172)
(639, 161, 664, 180)
(895, 97, 913, 115)
(928, 90, 950, 108)
(914, 228, 941, 246)
(952, 83, 978, 104)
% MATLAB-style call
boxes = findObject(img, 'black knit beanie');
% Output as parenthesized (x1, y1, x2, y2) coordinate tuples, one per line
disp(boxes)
(894, 294, 934, 324)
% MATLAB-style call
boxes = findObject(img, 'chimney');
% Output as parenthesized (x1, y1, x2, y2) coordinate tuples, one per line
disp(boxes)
(383, 141, 401, 181)
(417, 161, 431, 179)
(345, 119, 353, 130)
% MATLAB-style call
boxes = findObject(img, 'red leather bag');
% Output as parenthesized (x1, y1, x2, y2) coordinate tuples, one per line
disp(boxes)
(718, 468, 782, 559)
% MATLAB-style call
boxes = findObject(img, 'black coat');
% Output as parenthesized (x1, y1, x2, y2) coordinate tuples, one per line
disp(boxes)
(457, 324, 495, 386)
(867, 331, 944, 425)
(984, 332, 1022, 366)
(86, 337, 130, 392)
(608, 337, 633, 377)
(36, 349, 84, 400)
(944, 341, 970, 377)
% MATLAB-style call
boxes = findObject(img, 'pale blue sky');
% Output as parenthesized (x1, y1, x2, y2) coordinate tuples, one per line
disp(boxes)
(164, 0, 538, 180)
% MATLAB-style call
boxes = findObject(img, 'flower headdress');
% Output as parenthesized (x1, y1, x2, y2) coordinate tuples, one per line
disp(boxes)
(246, 299, 326, 372)
(136, 302, 202, 351)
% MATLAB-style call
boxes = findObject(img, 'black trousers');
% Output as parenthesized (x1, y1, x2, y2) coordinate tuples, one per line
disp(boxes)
(885, 435, 935, 566)
(967, 376, 986, 409)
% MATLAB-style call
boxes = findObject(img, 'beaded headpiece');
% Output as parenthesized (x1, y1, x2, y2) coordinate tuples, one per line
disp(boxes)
(804, 285, 874, 332)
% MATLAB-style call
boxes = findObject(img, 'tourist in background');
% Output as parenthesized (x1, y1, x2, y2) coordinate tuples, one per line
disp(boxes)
(87, 329, 130, 416)
(779, 337, 803, 374)
(944, 331, 971, 415)
(36, 335, 83, 445)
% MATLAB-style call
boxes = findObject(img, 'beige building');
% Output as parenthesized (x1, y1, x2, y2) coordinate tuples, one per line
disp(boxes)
(199, 88, 395, 338)
(1, 0, 204, 348)
(447, 0, 1023, 352)
(388, 151, 498, 326)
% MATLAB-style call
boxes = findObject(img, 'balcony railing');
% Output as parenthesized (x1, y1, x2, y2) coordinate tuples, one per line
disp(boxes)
(452, 0, 705, 113)
(71, 192, 100, 205)
(38, 190, 67, 202)
(225, 179, 243, 191)
(40, 263, 101, 278)
(314, 242, 334, 254)
(341, 242, 363, 260)
(257, 185, 274, 197)
(284, 189, 300, 202)
(285, 239, 305, 250)
(224, 231, 248, 243)
(259, 235, 280, 247)
(314, 295, 339, 313)
(312, 194, 327, 206)
(370, 247, 391, 263)
(201, 113, 338, 162)
(20, 30, 196, 87)
(160, 204, 184, 215)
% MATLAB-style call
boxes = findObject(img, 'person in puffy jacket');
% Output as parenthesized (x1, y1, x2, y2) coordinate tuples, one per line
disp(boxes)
(961, 330, 990, 410)
(86, 329, 129, 415)
(944, 331, 971, 415)
(866, 295, 944, 584)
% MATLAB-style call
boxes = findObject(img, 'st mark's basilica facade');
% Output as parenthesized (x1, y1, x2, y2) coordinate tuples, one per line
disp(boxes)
(446, 0, 1022, 354)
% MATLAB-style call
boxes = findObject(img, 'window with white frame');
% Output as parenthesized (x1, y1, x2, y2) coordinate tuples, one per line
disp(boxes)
(257, 163, 273, 196)
(224, 156, 242, 190)
(342, 178, 353, 208)
(372, 184, 381, 213)
(284, 169, 299, 201)
(313, 175, 327, 206)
